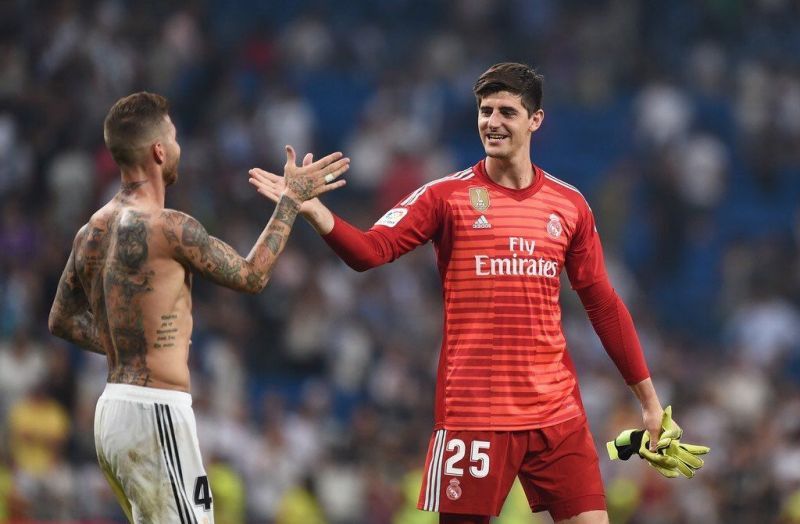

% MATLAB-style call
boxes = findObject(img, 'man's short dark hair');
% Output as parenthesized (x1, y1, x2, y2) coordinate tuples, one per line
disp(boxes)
(473, 63, 543, 115)
(103, 92, 170, 167)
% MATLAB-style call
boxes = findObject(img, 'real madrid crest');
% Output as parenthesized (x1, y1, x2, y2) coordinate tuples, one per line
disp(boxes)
(446, 478, 462, 501)
(547, 213, 563, 238)
(469, 187, 490, 212)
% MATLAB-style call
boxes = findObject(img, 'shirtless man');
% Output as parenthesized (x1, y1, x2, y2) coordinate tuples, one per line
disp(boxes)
(47, 92, 348, 523)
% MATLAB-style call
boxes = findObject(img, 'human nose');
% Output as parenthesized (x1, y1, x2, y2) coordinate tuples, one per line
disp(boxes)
(487, 110, 502, 129)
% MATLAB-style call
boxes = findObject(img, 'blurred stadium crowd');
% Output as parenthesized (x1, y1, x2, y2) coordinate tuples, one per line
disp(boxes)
(1, 0, 799, 522)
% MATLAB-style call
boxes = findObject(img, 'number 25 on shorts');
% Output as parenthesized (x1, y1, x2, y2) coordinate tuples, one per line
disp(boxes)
(444, 439, 491, 478)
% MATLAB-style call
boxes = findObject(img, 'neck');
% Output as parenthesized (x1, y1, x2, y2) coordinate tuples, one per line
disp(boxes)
(119, 165, 166, 207)
(484, 150, 535, 189)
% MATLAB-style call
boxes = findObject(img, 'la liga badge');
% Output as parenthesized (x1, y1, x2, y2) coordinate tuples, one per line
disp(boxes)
(375, 207, 408, 228)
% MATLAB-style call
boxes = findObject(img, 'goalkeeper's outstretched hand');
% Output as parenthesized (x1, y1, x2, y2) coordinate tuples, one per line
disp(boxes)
(606, 406, 710, 478)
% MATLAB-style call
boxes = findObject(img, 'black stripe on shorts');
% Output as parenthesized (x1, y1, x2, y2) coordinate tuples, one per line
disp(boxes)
(155, 404, 196, 524)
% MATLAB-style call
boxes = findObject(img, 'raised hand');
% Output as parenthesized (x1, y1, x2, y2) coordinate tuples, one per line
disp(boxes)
(249, 150, 346, 213)
(278, 146, 348, 203)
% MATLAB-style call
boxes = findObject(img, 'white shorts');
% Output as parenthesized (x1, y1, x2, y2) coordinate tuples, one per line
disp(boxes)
(94, 384, 214, 524)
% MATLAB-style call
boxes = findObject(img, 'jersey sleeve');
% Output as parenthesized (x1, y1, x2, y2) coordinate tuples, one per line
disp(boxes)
(576, 279, 651, 385)
(565, 199, 607, 290)
(566, 198, 650, 384)
(322, 184, 443, 271)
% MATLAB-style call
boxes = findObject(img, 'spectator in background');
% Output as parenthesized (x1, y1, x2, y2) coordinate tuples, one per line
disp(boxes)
(0, 1, 799, 521)
(7, 380, 70, 478)
(0, 330, 46, 422)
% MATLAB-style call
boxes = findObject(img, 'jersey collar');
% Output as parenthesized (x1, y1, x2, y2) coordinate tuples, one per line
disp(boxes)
(472, 158, 545, 201)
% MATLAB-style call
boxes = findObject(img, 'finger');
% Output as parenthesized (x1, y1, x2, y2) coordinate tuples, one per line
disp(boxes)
(303, 153, 313, 167)
(309, 151, 345, 169)
(606, 441, 620, 461)
(316, 179, 347, 195)
(249, 180, 280, 202)
(249, 171, 277, 185)
(248, 172, 277, 188)
(641, 444, 678, 466)
(318, 158, 350, 180)
(659, 424, 683, 441)
(249, 168, 282, 180)
(679, 443, 710, 455)
(249, 171, 285, 190)
(641, 448, 678, 468)
(285, 145, 297, 167)
(675, 460, 695, 478)
(672, 445, 705, 469)
(647, 429, 661, 452)
(321, 161, 350, 184)
(648, 462, 679, 478)
(661, 407, 683, 439)
(256, 186, 278, 198)
(248, 177, 280, 197)
(655, 436, 675, 449)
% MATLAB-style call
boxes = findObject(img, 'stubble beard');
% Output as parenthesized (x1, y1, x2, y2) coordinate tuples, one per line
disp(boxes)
(163, 168, 177, 187)
(163, 157, 179, 187)
(484, 140, 512, 160)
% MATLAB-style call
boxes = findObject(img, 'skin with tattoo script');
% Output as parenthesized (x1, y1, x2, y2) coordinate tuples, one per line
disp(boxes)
(49, 94, 348, 392)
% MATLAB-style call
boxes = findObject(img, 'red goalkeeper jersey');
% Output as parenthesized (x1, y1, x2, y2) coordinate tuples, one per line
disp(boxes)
(340, 159, 609, 430)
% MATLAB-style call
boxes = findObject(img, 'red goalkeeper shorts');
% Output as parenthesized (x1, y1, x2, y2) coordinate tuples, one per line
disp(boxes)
(416, 415, 606, 520)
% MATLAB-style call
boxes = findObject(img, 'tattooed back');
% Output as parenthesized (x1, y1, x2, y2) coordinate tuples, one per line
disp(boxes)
(75, 197, 194, 391)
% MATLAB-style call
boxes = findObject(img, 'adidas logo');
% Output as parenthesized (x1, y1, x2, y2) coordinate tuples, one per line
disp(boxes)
(472, 215, 491, 229)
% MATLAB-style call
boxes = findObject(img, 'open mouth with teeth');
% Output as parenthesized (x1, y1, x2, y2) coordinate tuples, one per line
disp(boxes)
(486, 134, 508, 143)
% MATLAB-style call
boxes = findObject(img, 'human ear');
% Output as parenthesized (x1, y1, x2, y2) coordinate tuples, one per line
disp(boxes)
(529, 109, 544, 132)
(152, 142, 165, 165)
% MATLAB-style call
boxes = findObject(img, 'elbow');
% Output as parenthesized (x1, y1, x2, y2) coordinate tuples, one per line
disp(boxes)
(350, 262, 372, 273)
(48, 313, 65, 339)
(345, 256, 383, 272)
(248, 284, 267, 295)
(245, 275, 271, 294)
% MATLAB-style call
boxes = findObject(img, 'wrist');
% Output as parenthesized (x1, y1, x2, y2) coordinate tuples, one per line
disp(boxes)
(300, 199, 321, 219)
(630, 378, 660, 407)
(280, 189, 302, 207)
(302, 201, 334, 235)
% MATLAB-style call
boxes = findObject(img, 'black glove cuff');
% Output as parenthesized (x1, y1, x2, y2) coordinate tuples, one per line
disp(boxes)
(618, 430, 646, 460)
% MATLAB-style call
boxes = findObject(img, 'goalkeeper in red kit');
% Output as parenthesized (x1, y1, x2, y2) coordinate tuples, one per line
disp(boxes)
(249, 63, 708, 524)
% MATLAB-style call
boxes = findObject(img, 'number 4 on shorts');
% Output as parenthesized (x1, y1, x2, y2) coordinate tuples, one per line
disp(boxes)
(193, 475, 213, 510)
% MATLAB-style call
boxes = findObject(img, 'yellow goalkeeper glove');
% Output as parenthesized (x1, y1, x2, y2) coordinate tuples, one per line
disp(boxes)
(652, 405, 711, 478)
(606, 428, 680, 478)
(607, 406, 710, 479)
(652, 405, 682, 447)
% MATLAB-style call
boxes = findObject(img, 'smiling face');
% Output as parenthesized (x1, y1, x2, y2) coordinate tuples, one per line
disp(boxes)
(478, 90, 544, 160)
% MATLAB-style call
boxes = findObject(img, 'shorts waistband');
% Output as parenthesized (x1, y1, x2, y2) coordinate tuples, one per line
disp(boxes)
(100, 383, 192, 407)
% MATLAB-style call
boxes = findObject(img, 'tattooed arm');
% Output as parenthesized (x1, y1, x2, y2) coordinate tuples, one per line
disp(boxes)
(161, 194, 302, 293)
(162, 147, 350, 293)
(48, 231, 106, 354)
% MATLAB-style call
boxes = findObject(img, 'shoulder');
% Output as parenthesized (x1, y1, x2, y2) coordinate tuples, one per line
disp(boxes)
(75, 205, 114, 247)
(157, 209, 208, 246)
(539, 169, 592, 215)
(159, 209, 214, 233)
(158, 208, 196, 228)
(74, 223, 91, 245)
(399, 167, 477, 207)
